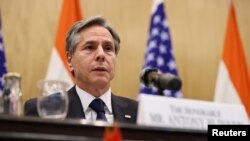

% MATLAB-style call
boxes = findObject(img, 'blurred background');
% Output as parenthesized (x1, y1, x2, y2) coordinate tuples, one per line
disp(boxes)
(0, 0, 250, 104)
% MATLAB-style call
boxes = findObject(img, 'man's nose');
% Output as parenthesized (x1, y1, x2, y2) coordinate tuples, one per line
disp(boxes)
(95, 45, 105, 62)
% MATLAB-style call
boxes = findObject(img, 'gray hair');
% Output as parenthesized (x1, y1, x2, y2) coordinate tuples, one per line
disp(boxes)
(66, 16, 120, 55)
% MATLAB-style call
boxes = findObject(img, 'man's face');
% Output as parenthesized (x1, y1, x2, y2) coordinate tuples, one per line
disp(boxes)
(67, 25, 116, 89)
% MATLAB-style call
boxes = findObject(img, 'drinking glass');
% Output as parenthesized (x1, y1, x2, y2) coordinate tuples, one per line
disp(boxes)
(37, 80, 69, 119)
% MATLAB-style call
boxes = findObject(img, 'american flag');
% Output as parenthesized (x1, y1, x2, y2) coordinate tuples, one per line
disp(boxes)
(0, 16, 7, 95)
(140, 0, 182, 97)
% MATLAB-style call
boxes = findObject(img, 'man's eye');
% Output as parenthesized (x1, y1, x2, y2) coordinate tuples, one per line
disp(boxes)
(104, 46, 114, 52)
(85, 45, 94, 50)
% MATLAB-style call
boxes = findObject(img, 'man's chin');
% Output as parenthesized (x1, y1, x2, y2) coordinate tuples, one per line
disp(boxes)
(92, 79, 110, 88)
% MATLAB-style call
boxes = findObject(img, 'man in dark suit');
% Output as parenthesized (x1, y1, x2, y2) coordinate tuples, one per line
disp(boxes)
(24, 16, 138, 124)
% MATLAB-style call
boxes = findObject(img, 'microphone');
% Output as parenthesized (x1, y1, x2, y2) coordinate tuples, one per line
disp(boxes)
(140, 68, 182, 91)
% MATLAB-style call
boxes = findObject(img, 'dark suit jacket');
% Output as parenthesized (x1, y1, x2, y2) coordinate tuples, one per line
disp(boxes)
(24, 86, 138, 124)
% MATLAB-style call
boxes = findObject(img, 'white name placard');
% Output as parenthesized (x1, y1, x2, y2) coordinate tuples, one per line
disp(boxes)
(137, 94, 249, 130)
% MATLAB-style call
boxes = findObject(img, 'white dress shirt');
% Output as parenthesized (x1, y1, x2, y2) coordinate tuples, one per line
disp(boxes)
(75, 85, 114, 123)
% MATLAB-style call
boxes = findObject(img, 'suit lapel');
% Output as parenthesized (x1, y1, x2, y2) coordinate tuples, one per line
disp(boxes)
(66, 86, 85, 119)
(111, 94, 134, 123)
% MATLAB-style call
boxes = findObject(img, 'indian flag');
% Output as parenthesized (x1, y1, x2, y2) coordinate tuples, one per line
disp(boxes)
(214, 1, 250, 118)
(46, 0, 82, 86)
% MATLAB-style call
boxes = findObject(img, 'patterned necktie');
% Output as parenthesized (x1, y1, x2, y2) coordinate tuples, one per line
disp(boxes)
(89, 98, 107, 121)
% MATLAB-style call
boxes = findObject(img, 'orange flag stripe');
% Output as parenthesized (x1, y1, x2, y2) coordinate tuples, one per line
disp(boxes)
(55, 0, 83, 81)
(222, 1, 250, 117)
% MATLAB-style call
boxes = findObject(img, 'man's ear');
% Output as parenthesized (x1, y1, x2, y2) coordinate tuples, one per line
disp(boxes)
(66, 52, 73, 71)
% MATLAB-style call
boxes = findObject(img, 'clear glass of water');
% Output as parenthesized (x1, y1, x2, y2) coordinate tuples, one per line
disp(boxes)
(37, 80, 69, 119)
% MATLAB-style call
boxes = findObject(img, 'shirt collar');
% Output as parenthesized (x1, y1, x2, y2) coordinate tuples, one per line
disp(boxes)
(75, 85, 112, 113)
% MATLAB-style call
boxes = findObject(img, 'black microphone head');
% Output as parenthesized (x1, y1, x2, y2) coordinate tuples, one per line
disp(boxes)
(158, 73, 182, 90)
(140, 68, 158, 87)
(140, 68, 182, 91)
(169, 78, 182, 90)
